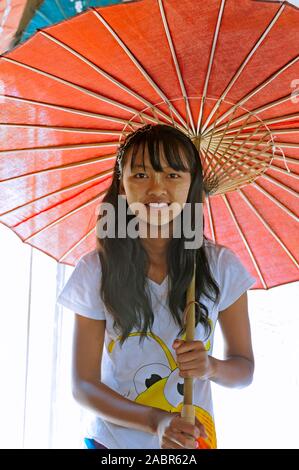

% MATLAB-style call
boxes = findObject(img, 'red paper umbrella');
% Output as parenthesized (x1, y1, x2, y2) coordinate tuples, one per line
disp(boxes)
(0, 0, 298, 289)
(0, 1, 43, 53)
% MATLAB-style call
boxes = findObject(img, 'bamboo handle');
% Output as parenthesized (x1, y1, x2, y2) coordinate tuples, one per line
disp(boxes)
(181, 260, 196, 425)
(181, 404, 195, 424)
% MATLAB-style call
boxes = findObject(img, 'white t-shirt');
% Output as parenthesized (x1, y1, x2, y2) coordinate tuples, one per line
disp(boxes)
(56, 240, 256, 449)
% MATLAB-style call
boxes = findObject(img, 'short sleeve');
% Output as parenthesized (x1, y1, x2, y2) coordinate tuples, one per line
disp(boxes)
(56, 251, 106, 320)
(217, 247, 256, 311)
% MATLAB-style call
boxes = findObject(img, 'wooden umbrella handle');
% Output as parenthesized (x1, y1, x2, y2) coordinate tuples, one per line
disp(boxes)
(181, 299, 199, 424)
(181, 261, 197, 425)
(181, 403, 195, 424)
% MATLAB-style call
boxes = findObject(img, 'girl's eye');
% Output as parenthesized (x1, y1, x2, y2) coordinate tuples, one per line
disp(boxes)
(134, 172, 180, 179)
(134, 173, 148, 178)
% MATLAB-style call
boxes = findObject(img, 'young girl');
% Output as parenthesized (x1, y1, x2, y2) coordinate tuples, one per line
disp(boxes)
(56, 123, 256, 450)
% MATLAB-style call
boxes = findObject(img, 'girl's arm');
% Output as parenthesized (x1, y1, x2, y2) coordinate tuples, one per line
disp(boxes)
(209, 291, 255, 388)
(71, 314, 168, 435)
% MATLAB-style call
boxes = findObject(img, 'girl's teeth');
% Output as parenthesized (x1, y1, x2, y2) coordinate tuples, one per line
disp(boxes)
(148, 203, 168, 208)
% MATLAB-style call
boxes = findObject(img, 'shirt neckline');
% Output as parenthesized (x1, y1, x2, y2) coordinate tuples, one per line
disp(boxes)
(146, 275, 168, 289)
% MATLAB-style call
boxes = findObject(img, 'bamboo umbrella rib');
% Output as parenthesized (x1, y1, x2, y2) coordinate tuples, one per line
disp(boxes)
(197, 0, 226, 133)
(24, 190, 106, 242)
(203, 54, 299, 135)
(158, 0, 195, 134)
(201, 3, 286, 133)
(38, 30, 186, 133)
(0, 95, 142, 130)
(58, 225, 96, 263)
(203, 104, 236, 160)
(208, 143, 298, 179)
(224, 152, 296, 180)
(0, 122, 131, 135)
(215, 128, 299, 139)
(238, 189, 299, 269)
(218, 138, 299, 150)
(1, 57, 162, 127)
(0, 169, 113, 217)
(258, 113, 299, 127)
(0, 154, 116, 183)
(264, 141, 299, 149)
(200, 148, 209, 173)
(264, 164, 299, 179)
(203, 146, 264, 183)
(209, 113, 253, 161)
(253, 181, 299, 222)
(222, 194, 267, 288)
(206, 143, 288, 166)
(91, 7, 189, 131)
(205, 113, 299, 138)
(202, 91, 299, 137)
(203, 103, 226, 169)
(272, 156, 299, 165)
(203, 133, 272, 181)
(207, 147, 272, 191)
(0, 140, 123, 155)
(205, 196, 216, 243)
(203, 145, 272, 189)
(200, 149, 216, 182)
(206, 142, 294, 177)
(209, 146, 298, 185)
(203, 122, 269, 178)
(261, 173, 299, 198)
(210, 138, 299, 168)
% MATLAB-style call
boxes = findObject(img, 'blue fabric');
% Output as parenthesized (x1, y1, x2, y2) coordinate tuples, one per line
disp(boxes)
(84, 437, 108, 449)
(84, 437, 97, 449)
(20, 0, 122, 43)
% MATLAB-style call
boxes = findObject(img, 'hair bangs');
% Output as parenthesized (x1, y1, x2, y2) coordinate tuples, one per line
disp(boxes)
(129, 129, 193, 174)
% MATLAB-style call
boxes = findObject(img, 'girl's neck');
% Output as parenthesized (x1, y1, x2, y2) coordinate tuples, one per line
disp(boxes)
(138, 220, 172, 262)
(140, 237, 169, 266)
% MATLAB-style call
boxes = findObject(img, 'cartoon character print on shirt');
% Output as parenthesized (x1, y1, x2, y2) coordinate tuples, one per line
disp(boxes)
(108, 318, 217, 449)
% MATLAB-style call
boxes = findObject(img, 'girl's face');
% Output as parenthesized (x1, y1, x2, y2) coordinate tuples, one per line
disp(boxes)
(119, 144, 192, 227)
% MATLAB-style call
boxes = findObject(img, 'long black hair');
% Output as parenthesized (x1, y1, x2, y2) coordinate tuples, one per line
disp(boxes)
(96, 124, 220, 346)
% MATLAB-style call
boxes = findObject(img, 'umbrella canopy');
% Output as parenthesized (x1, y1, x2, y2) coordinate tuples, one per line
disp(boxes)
(0, 0, 298, 288)
(18, 0, 126, 45)
(0, 0, 43, 53)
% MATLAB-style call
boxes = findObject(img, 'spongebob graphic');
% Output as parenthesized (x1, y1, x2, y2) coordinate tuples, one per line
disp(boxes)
(108, 327, 217, 449)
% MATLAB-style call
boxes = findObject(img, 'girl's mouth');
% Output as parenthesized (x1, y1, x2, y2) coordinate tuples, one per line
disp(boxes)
(146, 202, 170, 210)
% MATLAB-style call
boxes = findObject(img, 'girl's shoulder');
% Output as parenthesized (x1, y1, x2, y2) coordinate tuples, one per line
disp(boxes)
(203, 238, 253, 281)
(203, 239, 256, 305)
(78, 248, 102, 272)
(203, 238, 230, 266)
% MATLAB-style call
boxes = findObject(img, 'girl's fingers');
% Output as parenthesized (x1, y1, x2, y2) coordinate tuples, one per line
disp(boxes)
(167, 429, 197, 449)
(177, 350, 201, 363)
(179, 368, 199, 377)
(161, 437, 185, 449)
(195, 418, 208, 439)
(172, 416, 200, 439)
